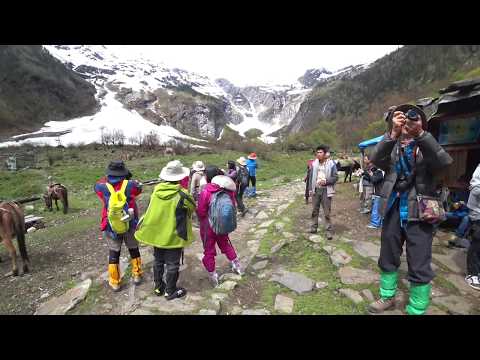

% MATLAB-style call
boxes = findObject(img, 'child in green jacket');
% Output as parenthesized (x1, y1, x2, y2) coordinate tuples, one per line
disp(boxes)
(134, 160, 195, 300)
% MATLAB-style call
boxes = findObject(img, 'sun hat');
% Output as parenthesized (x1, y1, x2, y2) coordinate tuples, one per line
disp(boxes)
(236, 156, 247, 166)
(211, 175, 237, 192)
(106, 160, 130, 177)
(192, 160, 205, 172)
(159, 160, 190, 182)
(248, 152, 257, 160)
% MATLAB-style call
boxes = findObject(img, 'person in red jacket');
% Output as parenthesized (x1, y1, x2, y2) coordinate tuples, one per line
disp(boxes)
(94, 160, 143, 291)
(196, 166, 243, 287)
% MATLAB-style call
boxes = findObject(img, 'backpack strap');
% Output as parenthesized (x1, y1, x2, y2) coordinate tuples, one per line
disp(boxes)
(105, 180, 128, 196)
(178, 190, 196, 207)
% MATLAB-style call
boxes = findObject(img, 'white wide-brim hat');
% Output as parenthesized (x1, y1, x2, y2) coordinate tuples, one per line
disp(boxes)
(159, 160, 190, 182)
(211, 175, 237, 192)
(236, 157, 247, 166)
(192, 160, 205, 172)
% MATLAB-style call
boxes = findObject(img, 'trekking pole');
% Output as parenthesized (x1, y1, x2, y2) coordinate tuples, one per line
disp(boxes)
(140, 179, 163, 186)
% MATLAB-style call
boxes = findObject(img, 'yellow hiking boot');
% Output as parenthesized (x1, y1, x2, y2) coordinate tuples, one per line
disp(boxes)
(131, 257, 143, 285)
(108, 263, 121, 292)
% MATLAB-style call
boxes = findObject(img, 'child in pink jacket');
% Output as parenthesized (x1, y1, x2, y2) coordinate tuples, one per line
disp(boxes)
(196, 166, 243, 286)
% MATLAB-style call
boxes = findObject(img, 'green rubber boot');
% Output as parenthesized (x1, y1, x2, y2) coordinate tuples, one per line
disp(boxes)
(379, 271, 398, 299)
(405, 283, 432, 315)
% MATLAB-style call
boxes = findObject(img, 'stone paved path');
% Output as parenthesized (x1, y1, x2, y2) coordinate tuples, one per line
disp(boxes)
(35, 179, 480, 315)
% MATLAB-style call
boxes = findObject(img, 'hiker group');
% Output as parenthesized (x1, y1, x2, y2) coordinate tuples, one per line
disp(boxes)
(93, 152, 259, 300)
(303, 103, 480, 315)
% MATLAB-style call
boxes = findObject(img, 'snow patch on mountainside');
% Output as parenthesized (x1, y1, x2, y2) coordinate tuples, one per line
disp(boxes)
(0, 90, 199, 148)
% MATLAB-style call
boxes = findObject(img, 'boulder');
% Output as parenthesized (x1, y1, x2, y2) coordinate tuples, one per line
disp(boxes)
(315, 281, 328, 289)
(256, 211, 269, 220)
(259, 220, 275, 229)
(35, 279, 92, 315)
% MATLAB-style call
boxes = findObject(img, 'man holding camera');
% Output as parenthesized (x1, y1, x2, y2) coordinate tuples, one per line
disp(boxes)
(368, 104, 452, 315)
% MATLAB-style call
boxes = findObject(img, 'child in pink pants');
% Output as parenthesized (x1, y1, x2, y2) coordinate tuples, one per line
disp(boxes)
(196, 166, 243, 286)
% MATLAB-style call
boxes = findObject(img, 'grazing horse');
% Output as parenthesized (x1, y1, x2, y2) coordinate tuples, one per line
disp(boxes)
(336, 159, 361, 183)
(44, 184, 69, 214)
(0, 201, 30, 276)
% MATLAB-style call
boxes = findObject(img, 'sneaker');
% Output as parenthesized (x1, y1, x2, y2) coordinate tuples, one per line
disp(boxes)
(326, 231, 333, 240)
(209, 271, 219, 287)
(367, 224, 380, 229)
(231, 259, 244, 276)
(309, 228, 318, 234)
(154, 282, 166, 296)
(367, 298, 396, 314)
(165, 287, 187, 301)
(465, 275, 480, 291)
(360, 209, 370, 214)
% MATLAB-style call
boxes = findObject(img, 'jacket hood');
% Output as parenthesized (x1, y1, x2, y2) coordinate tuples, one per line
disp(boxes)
(153, 182, 182, 200)
(204, 183, 221, 193)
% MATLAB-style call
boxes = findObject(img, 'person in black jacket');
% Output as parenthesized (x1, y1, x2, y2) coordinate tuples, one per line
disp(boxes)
(367, 104, 453, 315)
(360, 155, 384, 214)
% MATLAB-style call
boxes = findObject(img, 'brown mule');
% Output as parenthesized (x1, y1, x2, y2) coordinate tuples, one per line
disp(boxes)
(0, 202, 30, 276)
(44, 184, 69, 214)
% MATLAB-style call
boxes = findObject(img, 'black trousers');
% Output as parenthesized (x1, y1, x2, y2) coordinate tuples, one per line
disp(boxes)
(467, 221, 480, 276)
(153, 247, 182, 294)
(378, 198, 434, 284)
(236, 185, 246, 212)
(248, 175, 256, 188)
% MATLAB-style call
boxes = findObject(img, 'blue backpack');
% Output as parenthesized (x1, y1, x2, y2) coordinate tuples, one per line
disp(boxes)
(208, 190, 237, 235)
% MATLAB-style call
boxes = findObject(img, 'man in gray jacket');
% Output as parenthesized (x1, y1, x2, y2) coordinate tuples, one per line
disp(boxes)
(309, 145, 338, 240)
(367, 104, 452, 315)
(465, 163, 480, 290)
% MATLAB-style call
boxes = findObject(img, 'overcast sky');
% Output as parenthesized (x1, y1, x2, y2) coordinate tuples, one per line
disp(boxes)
(108, 45, 401, 86)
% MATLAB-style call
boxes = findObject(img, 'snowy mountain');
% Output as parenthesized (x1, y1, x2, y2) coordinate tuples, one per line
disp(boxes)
(0, 45, 368, 147)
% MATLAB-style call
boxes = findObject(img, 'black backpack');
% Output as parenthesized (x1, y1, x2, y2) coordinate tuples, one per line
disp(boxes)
(236, 165, 249, 188)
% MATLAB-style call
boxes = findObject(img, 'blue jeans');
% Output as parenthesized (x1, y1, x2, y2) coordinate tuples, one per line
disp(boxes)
(445, 212, 470, 238)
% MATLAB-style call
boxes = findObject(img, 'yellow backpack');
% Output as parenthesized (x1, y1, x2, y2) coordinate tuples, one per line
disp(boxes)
(105, 180, 129, 234)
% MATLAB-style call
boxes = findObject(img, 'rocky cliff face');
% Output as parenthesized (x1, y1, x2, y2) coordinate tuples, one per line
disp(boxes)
(0, 45, 98, 139)
(215, 79, 310, 135)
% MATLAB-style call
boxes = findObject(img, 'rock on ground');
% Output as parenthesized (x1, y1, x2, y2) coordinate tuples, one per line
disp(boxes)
(219, 273, 242, 282)
(323, 245, 336, 255)
(259, 220, 275, 229)
(35, 279, 92, 315)
(141, 295, 199, 313)
(308, 235, 323, 243)
(315, 281, 328, 289)
(330, 249, 353, 267)
(432, 251, 466, 274)
(199, 309, 217, 315)
(270, 240, 288, 254)
(242, 309, 271, 315)
(256, 211, 269, 220)
(274, 294, 294, 313)
(353, 241, 380, 260)
(432, 295, 474, 315)
(339, 288, 364, 304)
(270, 269, 315, 294)
(361, 289, 375, 302)
(218, 281, 237, 291)
(252, 260, 269, 271)
(338, 266, 379, 285)
(274, 222, 286, 232)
